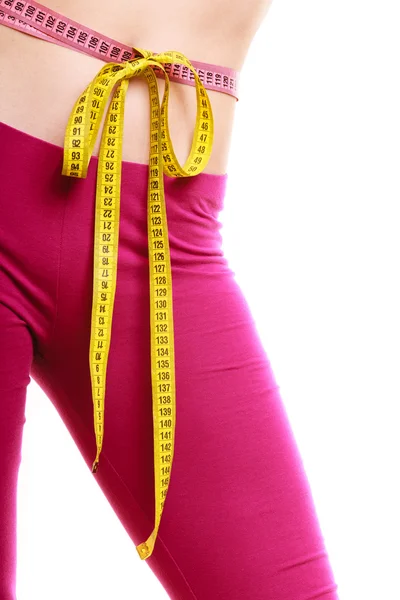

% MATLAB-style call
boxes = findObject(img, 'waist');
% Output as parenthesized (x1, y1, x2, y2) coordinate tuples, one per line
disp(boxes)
(0, 11, 239, 175)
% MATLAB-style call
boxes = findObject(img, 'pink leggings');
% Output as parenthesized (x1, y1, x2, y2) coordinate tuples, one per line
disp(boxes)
(0, 120, 339, 599)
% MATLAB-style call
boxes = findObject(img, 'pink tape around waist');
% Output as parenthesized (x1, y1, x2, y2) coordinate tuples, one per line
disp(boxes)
(0, 0, 240, 101)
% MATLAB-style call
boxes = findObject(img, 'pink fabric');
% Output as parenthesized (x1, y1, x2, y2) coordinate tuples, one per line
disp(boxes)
(0, 120, 339, 599)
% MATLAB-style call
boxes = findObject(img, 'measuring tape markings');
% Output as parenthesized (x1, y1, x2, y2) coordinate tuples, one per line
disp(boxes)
(0, 0, 240, 99)
(62, 47, 213, 560)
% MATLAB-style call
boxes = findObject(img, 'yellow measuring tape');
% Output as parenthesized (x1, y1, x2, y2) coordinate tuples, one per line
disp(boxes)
(61, 47, 214, 560)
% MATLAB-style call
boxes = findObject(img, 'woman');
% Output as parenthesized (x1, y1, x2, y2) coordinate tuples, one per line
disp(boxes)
(0, 1, 339, 598)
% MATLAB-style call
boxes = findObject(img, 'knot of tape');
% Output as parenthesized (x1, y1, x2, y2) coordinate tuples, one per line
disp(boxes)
(122, 51, 163, 80)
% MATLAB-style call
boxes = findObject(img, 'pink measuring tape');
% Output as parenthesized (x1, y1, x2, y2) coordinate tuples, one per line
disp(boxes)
(0, 0, 240, 100)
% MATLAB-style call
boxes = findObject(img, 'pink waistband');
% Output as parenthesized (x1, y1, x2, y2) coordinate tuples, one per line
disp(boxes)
(0, 120, 229, 207)
(0, 0, 240, 101)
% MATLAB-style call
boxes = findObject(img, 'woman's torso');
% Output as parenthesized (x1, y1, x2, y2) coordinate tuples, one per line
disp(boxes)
(0, 0, 271, 175)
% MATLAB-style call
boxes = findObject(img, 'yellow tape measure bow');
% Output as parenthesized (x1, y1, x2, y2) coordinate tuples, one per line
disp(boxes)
(61, 47, 214, 560)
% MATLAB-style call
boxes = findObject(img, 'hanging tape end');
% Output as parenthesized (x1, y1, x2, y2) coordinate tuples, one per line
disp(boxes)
(91, 460, 99, 474)
(136, 542, 151, 560)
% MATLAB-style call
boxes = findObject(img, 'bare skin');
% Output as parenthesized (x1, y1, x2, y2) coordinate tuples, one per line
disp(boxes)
(0, 0, 273, 175)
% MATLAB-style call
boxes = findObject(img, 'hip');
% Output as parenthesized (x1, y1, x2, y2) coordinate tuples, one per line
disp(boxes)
(0, 120, 231, 352)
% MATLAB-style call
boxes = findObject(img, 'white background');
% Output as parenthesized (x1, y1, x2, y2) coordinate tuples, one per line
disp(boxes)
(16, 1, 400, 598)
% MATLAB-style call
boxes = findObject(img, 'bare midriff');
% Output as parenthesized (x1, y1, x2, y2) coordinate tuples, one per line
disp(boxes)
(0, 0, 272, 175)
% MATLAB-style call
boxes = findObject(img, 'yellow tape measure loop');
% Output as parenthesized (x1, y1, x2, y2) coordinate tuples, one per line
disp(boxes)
(140, 49, 214, 177)
(61, 48, 214, 561)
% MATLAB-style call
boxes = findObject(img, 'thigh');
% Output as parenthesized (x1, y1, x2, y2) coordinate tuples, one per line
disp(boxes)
(153, 273, 339, 599)
(31, 183, 339, 599)
(0, 302, 34, 600)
